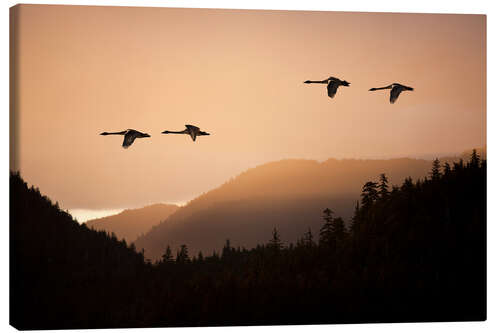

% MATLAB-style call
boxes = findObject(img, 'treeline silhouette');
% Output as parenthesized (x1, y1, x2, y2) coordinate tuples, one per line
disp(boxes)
(10, 151, 486, 329)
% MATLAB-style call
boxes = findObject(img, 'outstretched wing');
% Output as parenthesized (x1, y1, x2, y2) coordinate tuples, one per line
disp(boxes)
(390, 86, 404, 104)
(185, 124, 200, 131)
(122, 131, 137, 149)
(185, 125, 200, 141)
(327, 81, 340, 98)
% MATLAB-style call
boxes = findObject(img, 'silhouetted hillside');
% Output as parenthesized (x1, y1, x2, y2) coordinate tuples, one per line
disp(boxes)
(10, 152, 486, 328)
(85, 203, 178, 244)
(10, 172, 152, 330)
(136, 150, 483, 260)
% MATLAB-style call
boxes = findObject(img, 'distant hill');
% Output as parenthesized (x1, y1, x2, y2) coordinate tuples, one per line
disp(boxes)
(85, 203, 179, 244)
(134, 148, 485, 260)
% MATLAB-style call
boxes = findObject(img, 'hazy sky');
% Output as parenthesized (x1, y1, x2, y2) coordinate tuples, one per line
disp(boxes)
(11, 5, 486, 218)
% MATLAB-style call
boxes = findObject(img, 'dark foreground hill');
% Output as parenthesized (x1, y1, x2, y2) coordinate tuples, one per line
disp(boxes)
(135, 150, 483, 260)
(10, 173, 152, 330)
(10, 151, 486, 328)
(85, 203, 179, 244)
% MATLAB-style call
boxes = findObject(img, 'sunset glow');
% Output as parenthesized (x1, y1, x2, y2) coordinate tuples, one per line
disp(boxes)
(11, 5, 485, 213)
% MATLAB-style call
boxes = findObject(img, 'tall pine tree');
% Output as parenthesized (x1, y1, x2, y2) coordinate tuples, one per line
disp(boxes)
(378, 173, 389, 199)
(176, 244, 190, 263)
(361, 181, 379, 209)
(430, 158, 441, 180)
(161, 245, 174, 263)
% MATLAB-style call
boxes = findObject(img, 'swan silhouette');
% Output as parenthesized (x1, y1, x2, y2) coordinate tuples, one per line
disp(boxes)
(161, 124, 210, 142)
(369, 83, 414, 104)
(304, 76, 350, 99)
(100, 129, 151, 149)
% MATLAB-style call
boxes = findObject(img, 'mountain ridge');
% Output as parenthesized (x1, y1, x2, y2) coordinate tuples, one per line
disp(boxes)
(130, 148, 487, 260)
(132, 158, 457, 259)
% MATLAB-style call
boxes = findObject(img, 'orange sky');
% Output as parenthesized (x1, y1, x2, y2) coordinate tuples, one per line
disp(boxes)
(11, 5, 486, 215)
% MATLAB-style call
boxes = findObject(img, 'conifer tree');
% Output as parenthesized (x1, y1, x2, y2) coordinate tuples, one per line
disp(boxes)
(320, 208, 346, 249)
(176, 244, 190, 263)
(322, 208, 333, 223)
(268, 227, 282, 252)
(361, 181, 379, 208)
(470, 149, 480, 168)
(162, 245, 174, 263)
(320, 208, 335, 247)
(378, 173, 389, 198)
(443, 162, 451, 175)
(430, 158, 441, 180)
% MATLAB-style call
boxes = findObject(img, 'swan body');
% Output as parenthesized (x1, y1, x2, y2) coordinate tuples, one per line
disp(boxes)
(161, 124, 210, 142)
(100, 129, 151, 148)
(304, 76, 350, 99)
(369, 83, 414, 104)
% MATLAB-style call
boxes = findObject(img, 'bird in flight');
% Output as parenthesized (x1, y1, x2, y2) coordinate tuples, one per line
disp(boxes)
(161, 124, 210, 142)
(369, 83, 414, 104)
(304, 76, 350, 99)
(100, 129, 151, 149)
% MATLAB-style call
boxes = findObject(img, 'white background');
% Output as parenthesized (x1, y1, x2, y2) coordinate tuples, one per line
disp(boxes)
(2, 1, 498, 333)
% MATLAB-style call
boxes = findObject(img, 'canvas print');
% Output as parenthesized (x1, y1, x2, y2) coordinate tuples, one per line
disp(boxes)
(9, 4, 486, 330)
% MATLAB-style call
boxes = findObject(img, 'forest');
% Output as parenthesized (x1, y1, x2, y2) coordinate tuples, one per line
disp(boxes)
(10, 150, 486, 330)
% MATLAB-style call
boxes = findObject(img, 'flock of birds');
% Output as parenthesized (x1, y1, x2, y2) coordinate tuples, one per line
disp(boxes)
(100, 125, 209, 149)
(304, 76, 414, 103)
(101, 76, 414, 148)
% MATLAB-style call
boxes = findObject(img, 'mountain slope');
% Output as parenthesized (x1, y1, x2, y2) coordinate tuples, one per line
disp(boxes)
(135, 149, 484, 261)
(10, 172, 150, 330)
(85, 203, 178, 243)
(134, 157, 430, 260)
